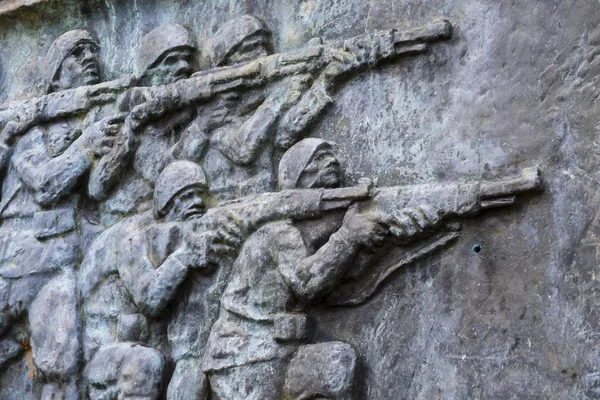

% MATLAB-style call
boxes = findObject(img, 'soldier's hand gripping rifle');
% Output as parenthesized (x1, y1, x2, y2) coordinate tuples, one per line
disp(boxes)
(126, 19, 453, 129)
(362, 166, 543, 239)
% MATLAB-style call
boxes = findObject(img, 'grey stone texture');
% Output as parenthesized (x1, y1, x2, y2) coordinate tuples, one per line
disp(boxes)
(0, 0, 595, 399)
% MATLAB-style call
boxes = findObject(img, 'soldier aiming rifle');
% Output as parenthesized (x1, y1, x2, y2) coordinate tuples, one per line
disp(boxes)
(200, 138, 542, 400)
(124, 17, 453, 129)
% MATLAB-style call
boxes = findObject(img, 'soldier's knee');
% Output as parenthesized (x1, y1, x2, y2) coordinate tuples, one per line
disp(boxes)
(284, 341, 356, 400)
(86, 344, 166, 400)
(29, 281, 79, 377)
(120, 346, 166, 399)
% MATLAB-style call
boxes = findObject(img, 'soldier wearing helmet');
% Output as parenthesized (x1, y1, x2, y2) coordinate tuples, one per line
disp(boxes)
(137, 23, 196, 87)
(153, 159, 208, 221)
(0, 29, 124, 399)
(180, 16, 297, 200)
(201, 138, 440, 399)
(210, 15, 274, 68)
(80, 160, 239, 399)
(45, 29, 101, 93)
(98, 24, 202, 223)
(190, 15, 357, 201)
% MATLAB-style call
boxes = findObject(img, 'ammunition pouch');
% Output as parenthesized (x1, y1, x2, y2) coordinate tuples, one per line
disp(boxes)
(274, 313, 310, 342)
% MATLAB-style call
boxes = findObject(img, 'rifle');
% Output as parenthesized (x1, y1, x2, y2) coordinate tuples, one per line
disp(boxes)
(192, 184, 371, 232)
(125, 19, 453, 129)
(363, 166, 543, 238)
(0, 76, 134, 139)
(192, 166, 542, 237)
(325, 167, 544, 306)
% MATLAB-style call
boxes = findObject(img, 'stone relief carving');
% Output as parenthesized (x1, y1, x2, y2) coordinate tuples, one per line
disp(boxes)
(0, 13, 545, 400)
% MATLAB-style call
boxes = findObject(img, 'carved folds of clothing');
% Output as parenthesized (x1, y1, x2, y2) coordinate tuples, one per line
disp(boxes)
(203, 216, 363, 398)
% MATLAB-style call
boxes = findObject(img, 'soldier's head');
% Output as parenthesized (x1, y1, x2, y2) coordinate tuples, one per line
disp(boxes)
(278, 138, 342, 190)
(154, 161, 208, 222)
(211, 15, 274, 67)
(137, 24, 195, 86)
(45, 29, 100, 93)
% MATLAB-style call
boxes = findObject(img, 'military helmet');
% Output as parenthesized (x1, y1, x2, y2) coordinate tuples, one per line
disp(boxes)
(44, 29, 98, 93)
(137, 24, 195, 77)
(278, 138, 334, 190)
(211, 15, 272, 67)
(153, 161, 207, 218)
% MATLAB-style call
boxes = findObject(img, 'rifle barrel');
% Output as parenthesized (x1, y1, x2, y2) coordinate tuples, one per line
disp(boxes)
(393, 19, 453, 45)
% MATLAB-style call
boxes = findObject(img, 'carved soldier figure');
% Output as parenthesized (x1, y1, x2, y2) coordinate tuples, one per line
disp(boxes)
(98, 23, 201, 224)
(202, 138, 441, 399)
(116, 15, 452, 203)
(80, 160, 239, 399)
(183, 15, 328, 200)
(0, 29, 123, 399)
(186, 15, 402, 201)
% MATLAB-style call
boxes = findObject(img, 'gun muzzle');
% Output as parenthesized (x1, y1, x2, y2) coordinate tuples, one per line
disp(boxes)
(478, 167, 543, 209)
(393, 19, 453, 46)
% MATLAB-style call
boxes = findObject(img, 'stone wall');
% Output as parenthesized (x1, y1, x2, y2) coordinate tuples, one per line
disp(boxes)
(0, 1, 598, 399)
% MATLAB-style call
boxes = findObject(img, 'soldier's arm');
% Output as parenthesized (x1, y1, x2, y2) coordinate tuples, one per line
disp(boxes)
(170, 118, 210, 163)
(275, 80, 334, 149)
(87, 145, 130, 201)
(218, 96, 283, 166)
(13, 127, 92, 206)
(276, 222, 360, 302)
(118, 231, 190, 318)
(87, 120, 135, 201)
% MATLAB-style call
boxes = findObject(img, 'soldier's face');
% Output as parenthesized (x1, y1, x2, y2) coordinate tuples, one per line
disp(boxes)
(149, 48, 193, 86)
(167, 186, 206, 222)
(58, 42, 100, 90)
(225, 35, 272, 66)
(298, 148, 342, 189)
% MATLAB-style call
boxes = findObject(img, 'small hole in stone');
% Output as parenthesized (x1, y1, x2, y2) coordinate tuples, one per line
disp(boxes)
(473, 244, 482, 253)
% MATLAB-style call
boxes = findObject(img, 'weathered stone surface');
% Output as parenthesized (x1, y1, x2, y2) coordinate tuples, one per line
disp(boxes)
(0, 0, 49, 16)
(0, 1, 596, 399)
